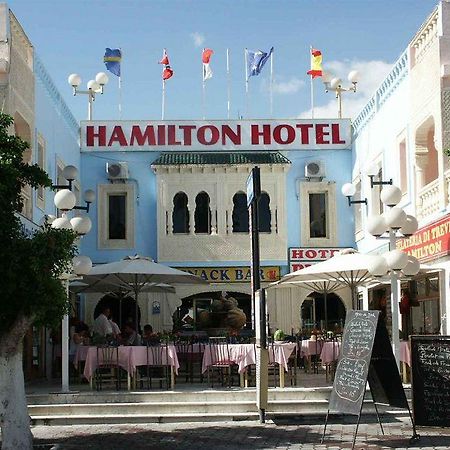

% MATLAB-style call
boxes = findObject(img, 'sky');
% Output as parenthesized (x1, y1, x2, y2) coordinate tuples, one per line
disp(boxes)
(6, 0, 436, 123)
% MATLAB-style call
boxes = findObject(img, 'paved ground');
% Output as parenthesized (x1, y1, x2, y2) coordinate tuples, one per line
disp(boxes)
(29, 417, 450, 450)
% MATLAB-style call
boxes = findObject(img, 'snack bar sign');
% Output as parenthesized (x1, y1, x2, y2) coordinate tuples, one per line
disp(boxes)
(289, 247, 344, 272)
(178, 266, 280, 283)
(80, 119, 351, 152)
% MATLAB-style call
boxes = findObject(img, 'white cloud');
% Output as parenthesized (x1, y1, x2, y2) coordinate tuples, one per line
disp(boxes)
(190, 32, 205, 48)
(298, 59, 393, 119)
(260, 76, 305, 95)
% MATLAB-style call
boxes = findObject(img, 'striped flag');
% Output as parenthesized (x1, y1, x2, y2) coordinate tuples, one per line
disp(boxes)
(307, 48, 323, 78)
(202, 48, 214, 81)
(103, 48, 122, 77)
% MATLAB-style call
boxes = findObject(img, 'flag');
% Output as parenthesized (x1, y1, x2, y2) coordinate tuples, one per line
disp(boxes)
(159, 49, 173, 80)
(307, 48, 323, 78)
(202, 48, 214, 81)
(247, 47, 273, 78)
(103, 48, 122, 77)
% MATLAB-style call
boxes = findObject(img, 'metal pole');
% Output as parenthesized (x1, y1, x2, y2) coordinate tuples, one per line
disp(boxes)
(389, 229, 401, 368)
(337, 89, 342, 119)
(161, 80, 166, 120)
(227, 48, 231, 119)
(61, 281, 70, 392)
(88, 91, 93, 120)
(270, 51, 273, 117)
(245, 49, 249, 118)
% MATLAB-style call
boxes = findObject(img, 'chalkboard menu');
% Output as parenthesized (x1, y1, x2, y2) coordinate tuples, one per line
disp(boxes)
(411, 335, 450, 427)
(329, 310, 379, 415)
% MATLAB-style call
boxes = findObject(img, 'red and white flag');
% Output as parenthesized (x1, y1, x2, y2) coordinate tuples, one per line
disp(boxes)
(202, 48, 214, 81)
(159, 49, 173, 80)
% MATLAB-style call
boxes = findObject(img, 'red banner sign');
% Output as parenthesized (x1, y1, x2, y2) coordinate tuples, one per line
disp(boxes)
(396, 214, 450, 262)
(80, 119, 351, 152)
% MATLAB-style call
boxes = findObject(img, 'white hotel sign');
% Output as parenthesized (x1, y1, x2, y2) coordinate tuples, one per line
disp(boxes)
(80, 119, 351, 152)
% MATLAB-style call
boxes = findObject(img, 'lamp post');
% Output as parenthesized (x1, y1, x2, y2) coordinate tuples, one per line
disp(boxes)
(68, 72, 109, 120)
(46, 165, 95, 392)
(323, 70, 359, 118)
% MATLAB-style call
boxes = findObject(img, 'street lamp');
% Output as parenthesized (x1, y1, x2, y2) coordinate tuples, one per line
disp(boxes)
(68, 72, 109, 120)
(366, 185, 419, 367)
(323, 70, 359, 118)
(47, 165, 95, 392)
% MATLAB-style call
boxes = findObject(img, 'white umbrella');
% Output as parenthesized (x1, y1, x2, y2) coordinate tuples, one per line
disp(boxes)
(81, 255, 206, 327)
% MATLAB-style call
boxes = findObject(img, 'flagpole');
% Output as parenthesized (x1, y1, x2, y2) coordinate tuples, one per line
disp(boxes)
(162, 79, 166, 120)
(270, 50, 274, 117)
(202, 49, 206, 120)
(118, 47, 122, 119)
(227, 48, 231, 119)
(310, 45, 315, 119)
(245, 48, 249, 118)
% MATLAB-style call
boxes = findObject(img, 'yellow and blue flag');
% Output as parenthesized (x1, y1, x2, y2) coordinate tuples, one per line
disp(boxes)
(104, 48, 122, 77)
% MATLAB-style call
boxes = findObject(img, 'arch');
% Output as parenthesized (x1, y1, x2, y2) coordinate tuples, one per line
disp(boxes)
(258, 191, 271, 232)
(300, 292, 346, 333)
(415, 116, 438, 188)
(232, 191, 249, 232)
(194, 191, 211, 234)
(172, 191, 189, 233)
(94, 294, 141, 331)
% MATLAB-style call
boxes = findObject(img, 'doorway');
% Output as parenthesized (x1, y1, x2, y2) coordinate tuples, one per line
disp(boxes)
(301, 292, 346, 333)
(94, 295, 142, 332)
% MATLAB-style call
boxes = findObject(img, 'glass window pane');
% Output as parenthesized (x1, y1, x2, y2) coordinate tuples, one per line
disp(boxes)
(173, 192, 189, 233)
(195, 192, 211, 234)
(258, 192, 271, 233)
(108, 194, 126, 239)
(309, 193, 327, 238)
(232, 192, 249, 232)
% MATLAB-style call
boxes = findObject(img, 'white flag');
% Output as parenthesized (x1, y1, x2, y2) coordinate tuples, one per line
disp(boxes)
(203, 63, 213, 81)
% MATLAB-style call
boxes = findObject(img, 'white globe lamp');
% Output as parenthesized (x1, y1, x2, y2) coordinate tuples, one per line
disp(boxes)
(62, 165, 78, 181)
(402, 255, 420, 276)
(384, 207, 407, 230)
(400, 215, 419, 237)
(87, 80, 100, 92)
(51, 216, 72, 230)
(95, 72, 109, 86)
(68, 73, 81, 87)
(348, 70, 359, 83)
(380, 185, 402, 207)
(83, 189, 96, 203)
(72, 255, 92, 276)
(367, 215, 387, 237)
(341, 183, 356, 197)
(385, 249, 408, 271)
(330, 78, 342, 90)
(367, 255, 388, 277)
(70, 216, 92, 236)
(54, 189, 76, 211)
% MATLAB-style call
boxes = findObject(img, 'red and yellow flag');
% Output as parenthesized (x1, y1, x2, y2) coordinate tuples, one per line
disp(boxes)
(307, 48, 322, 78)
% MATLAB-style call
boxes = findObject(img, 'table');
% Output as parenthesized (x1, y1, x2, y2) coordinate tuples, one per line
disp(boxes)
(74, 345, 180, 390)
(201, 342, 297, 387)
(300, 339, 324, 373)
(320, 341, 341, 365)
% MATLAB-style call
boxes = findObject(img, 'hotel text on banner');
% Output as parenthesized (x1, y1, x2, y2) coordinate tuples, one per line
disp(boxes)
(81, 119, 352, 152)
(396, 214, 450, 262)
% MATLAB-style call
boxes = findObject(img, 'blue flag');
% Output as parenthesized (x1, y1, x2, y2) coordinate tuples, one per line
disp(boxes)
(247, 47, 273, 79)
(104, 48, 122, 77)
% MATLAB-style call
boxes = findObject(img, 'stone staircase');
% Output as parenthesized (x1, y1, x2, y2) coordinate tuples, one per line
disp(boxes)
(28, 387, 412, 425)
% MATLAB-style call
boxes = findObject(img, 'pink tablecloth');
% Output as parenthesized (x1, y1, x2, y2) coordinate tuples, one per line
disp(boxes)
(300, 339, 324, 357)
(400, 341, 411, 366)
(129, 345, 179, 375)
(320, 341, 341, 364)
(202, 342, 296, 374)
(79, 346, 180, 380)
(73, 346, 89, 367)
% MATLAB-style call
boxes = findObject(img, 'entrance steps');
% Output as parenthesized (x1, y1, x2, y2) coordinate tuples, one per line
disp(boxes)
(28, 387, 412, 426)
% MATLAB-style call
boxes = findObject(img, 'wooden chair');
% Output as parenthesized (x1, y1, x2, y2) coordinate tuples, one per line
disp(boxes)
(95, 346, 121, 391)
(267, 339, 279, 387)
(141, 343, 170, 390)
(207, 337, 234, 388)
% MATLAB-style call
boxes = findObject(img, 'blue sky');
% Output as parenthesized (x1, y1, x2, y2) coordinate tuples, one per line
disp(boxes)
(7, 0, 435, 122)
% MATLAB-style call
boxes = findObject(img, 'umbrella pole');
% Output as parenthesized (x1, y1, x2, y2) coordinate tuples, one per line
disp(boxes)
(324, 283, 328, 331)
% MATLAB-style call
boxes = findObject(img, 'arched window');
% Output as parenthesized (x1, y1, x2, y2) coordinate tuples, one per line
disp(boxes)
(232, 192, 249, 232)
(258, 192, 271, 233)
(172, 192, 189, 233)
(194, 191, 211, 233)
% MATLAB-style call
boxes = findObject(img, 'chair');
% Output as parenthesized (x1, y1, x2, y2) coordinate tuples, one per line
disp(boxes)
(324, 337, 340, 382)
(268, 339, 279, 387)
(286, 337, 300, 386)
(95, 346, 121, 391)
(142, 343, 170, 390)
(207, 337, 234, 388)
(176, 339, 194, 383)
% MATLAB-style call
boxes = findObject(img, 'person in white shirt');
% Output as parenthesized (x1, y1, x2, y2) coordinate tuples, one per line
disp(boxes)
(109, 317, 121, 337)
(92, 307, 113, 337)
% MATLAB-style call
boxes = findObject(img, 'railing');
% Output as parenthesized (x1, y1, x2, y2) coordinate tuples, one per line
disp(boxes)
(445, 169, 450, 206)
(417, 178, 440, 220)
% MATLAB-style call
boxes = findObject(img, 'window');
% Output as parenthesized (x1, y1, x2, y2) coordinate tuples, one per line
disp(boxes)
(232, 192, 249, 232)
(172, 192, 189, 233)
(258, 192, 271, 233)
(300, 181, 336, 246)
(36, 135, 45, 209)
(194, 191, 211, 234)
(108, 194, 126, 239)
(309, 192, 327, 238)
(98, 184, 135, 249)
(410, 275, 441, 335)
(399, 139, 408, 194)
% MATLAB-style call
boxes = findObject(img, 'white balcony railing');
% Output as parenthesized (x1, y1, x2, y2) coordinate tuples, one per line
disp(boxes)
(417, 178, 440, 220)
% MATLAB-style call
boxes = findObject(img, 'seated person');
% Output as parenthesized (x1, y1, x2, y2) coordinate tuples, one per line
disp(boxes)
(92, 306, 113, 337)
(122, 323, 142, 346)
(142, 324, 159, 345)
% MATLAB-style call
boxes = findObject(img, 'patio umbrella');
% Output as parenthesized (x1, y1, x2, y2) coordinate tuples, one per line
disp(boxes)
(80, 255, 207, 328)
(273, 250, 382, 309)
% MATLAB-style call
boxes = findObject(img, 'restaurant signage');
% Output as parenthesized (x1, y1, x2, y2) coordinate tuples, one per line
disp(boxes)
(396, 214, 450, 262)
(80, 119, 351, 152)
(288, 247, 344, 272)
(177, 266, 280, 283)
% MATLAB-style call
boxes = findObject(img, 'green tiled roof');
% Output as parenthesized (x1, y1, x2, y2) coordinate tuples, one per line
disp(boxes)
(151, 152, 291, 166)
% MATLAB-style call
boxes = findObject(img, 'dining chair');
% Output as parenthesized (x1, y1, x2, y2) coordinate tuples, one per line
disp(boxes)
(287, 337, 300, 386)
(142, 343, 170, 390)
(267, 339, 279, 387)
(95, 346, 121, 391)
(176, 339, 194, 383)
(207, 337, 234, 388)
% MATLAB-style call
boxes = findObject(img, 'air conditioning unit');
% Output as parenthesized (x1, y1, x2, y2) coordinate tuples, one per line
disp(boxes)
(106, 162, 129, 180)
(305, 161, 325, 180)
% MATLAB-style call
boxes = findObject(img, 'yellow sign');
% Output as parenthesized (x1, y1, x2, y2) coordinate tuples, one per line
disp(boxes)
(178, 266, 280, 283)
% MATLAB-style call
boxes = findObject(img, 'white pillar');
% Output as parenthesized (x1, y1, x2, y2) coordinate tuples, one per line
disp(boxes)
(61, 281, 70, 392)
(389, 229, 400, 368)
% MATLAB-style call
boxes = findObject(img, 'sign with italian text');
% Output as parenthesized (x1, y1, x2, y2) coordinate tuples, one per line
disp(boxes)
(288, 247, 344, 272)
(396, 214, 450, 262)
(80, 119, 352, 152)
(177, 266, 280, 283)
